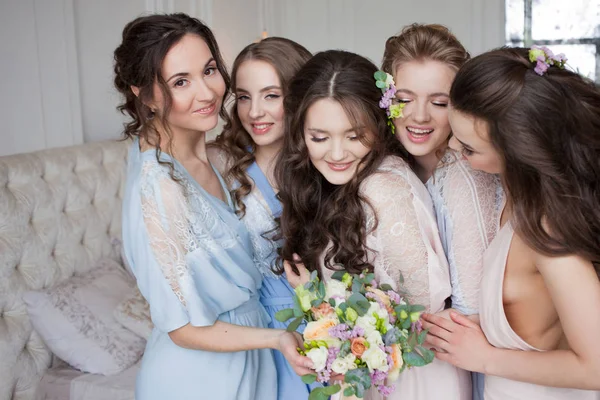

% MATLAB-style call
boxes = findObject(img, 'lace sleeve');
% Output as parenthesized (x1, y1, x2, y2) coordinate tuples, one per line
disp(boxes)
(140, 166, 194, 307)
(363, 170, 432, 311)
(437, 156, 500, 315)
(136, 164, 223, 331)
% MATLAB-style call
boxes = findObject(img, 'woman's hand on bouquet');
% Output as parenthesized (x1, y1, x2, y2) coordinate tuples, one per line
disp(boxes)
(278, 331, 315, 376)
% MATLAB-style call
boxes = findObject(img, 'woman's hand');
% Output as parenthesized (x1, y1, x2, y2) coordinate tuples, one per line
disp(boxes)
(421, 311, 496, 373)
(277, 331, 315, 376)
(284, 254, 311, 288)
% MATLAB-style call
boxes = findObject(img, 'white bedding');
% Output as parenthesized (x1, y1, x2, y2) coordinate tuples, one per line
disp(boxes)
(38, 362, 139, 400)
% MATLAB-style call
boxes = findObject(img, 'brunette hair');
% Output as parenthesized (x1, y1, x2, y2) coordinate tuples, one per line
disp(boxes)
(451, 47, 600, 272)
(212, 37, 311, 216)
(276, 50, 408, 276)
(381, 23, 470, 74)
(113, 13, 230, 176)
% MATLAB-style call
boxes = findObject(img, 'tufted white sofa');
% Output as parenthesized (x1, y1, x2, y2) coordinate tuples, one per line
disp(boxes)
(0, 140, 129, 400)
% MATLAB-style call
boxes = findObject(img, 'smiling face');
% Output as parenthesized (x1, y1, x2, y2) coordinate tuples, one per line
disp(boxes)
(392, 60, 456, 158)
(235, 60, 285, 149)
(304, 98, 373, 185)
(447, 106, 504, 174)
(148, 33, 226, 136)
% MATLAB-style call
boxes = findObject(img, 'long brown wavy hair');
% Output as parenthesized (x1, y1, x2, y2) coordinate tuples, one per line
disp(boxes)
(212, 37, 311, 216)
(451, 47, 600, 273)
(276, 50, 409, 276)
(113, 13, 230, 178)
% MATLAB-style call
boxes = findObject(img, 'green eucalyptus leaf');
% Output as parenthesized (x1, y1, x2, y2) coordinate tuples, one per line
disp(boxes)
(344, 386, 356, 397)
(379, 283, 393, 292)
(331, 270, 346, 281)
(274, 308, 295, 322)
(301, 374, 317, 384)
(418, 329, 428, 345)
(321, 384, 342, 395)
(409, 304, 426, 313)
(418, 345, 435, 364)
(403, 349, 427, 367)
(293, 298, 304, 318)
(287, 316, 304, 332)
(318, 281, 326, 298)
(339, 340, 352, 358)
(311, 299, 323, 308)
(348, 293, 370, 316)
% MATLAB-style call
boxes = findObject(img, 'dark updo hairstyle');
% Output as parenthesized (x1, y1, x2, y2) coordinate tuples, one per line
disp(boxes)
(450, 47, 600, 272)
(113, 13, 230, 175)
(213, 37, 311, 216)
(276, 50, 408, 276)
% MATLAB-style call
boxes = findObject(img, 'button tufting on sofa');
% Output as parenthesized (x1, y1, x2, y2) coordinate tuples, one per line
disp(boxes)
(0, 140, 129, 400)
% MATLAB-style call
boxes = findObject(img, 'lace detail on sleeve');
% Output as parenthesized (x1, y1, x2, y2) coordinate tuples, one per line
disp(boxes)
(139, 162, 200, 307)
(362, 160, 432, 311)
(431, 151, 501, 314)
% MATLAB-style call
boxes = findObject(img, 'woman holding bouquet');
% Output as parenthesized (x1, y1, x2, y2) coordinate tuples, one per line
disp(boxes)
(116, 14, 312, 400)
(422, 47, 600, 399)
(208, 37, 314, 399)
(276, 50, 471, 399)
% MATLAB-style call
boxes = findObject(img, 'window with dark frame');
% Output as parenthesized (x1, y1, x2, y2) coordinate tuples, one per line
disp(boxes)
(506, 0, 600, 81)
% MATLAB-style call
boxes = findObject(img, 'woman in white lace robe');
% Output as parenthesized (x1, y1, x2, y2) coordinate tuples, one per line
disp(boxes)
(277, 50, 471, 400)
(381, 24, 502, 398)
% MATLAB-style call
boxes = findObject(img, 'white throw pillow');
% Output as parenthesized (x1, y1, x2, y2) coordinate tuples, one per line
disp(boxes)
(113, 286, 153, 340)
(22, 258, 146, 375)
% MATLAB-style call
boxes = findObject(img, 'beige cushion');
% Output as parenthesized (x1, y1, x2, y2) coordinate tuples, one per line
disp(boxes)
(22, 259, 145, 375)
(113, 286, 153, 340)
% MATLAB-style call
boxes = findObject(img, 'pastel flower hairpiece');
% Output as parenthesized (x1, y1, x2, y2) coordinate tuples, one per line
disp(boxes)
(374, 71, 405, 134)
(528, 46, 567, 76)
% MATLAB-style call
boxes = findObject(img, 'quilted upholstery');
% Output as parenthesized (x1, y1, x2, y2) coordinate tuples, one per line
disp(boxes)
(0, 140, 129, 400)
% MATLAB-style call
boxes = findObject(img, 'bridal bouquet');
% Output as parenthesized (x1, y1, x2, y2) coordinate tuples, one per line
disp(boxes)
(276, 270, 434, 400)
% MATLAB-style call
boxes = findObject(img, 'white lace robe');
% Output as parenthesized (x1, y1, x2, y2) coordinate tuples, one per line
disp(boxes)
(359, 156, 471, 400)
(426, 150, 502, 315)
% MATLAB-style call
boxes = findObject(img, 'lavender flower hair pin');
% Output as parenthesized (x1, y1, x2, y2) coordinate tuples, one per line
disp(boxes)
(374, 71, 405, 134)
(528, 46, 567, 76)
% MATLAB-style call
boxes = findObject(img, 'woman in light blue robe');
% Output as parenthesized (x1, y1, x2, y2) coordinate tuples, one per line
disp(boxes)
(209, 37, 314, 399)
(115, 14, 311, 400)
(123, 142, 279, 400)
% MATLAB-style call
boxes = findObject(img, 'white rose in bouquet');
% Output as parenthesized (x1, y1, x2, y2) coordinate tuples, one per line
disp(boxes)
(325, 279, 348, 300)
(331, 353, 357, 375)
(306, 346, 329, 372)
(365, 330, 384, 347)
(362, 345, 389, 373)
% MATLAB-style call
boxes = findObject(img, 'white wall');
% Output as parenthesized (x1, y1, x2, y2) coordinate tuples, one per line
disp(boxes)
(0, 0, 83, 156)
(0, 0, 504, 156)
(265, 0, 505, 66)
